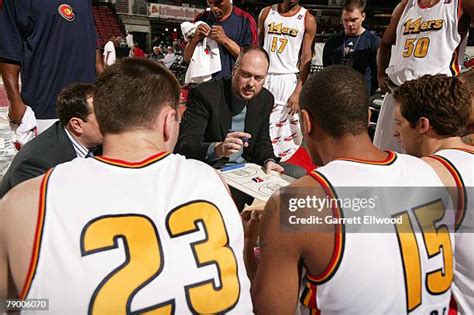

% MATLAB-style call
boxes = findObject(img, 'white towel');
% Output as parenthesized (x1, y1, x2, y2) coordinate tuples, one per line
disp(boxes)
(181, 21, 221, 84)
(9, 105, 37, 148)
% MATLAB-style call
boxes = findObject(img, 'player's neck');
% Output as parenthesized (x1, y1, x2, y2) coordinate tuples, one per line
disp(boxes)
(316, 133, 387, 166)
(279, 2, 300, 15)
(418, 0, 440, 8)
(101, 131, 169, 161)
(423, 136, 468, 155)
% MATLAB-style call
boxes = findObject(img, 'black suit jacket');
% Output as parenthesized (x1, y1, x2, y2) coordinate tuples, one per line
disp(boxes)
(176, 78, 278, 166)
(0, 121, 76, 197)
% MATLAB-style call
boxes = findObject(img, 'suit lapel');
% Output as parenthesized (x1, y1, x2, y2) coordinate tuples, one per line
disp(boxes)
(219, 79, 233, 138)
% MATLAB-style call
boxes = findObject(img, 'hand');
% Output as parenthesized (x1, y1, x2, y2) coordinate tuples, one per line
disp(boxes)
(378, 73, 396, 94)
(241, 206, 264, 247)
(215, 131, 251, 158)
(287, 90, 300, 115)
(210, 25, 229, 45)
(264, 161, 285, 174)
(8, 100, 27, 125)
(193, 24, 211, 42)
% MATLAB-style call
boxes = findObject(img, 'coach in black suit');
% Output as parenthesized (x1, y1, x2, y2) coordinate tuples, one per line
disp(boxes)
(0, 83, 103, 197)
(176, 46, 284, 173)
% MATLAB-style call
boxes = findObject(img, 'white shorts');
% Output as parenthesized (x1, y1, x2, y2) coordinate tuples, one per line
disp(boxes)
(373, 93, 403, 153)
(264, 73, 302, 162)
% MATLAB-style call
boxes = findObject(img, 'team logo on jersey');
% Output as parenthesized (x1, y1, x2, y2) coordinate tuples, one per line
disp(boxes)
(267, 22, 299, 37)
(297, 14, 304, 20)
(444, 0, 453, 3)
(402, 18, 444, 35)
(58, 4, 75, 22)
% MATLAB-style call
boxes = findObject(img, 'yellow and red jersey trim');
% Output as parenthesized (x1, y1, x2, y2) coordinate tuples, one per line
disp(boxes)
(20, 169, 53, 300)
(306, 171, 345, 285)
(300, 278, 321, 315)
(95, 151, 170, 168)
(336, 151, 397, 166)
(458, 0, 463, 19)
(427, 154, 466, 230)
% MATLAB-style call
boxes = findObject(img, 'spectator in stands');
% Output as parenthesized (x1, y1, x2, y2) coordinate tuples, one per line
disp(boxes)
(183, 0, 258, 78)
(131, 42, 146, 58)
(161, 47, 177, 69)
(0, 83, 103, 198)
(322, 0, 380, 95)
(150, 46, 164, 61)
(0, 0, 102, 136)
(104, 35, 118, 66)
(126, 31, 134, 48)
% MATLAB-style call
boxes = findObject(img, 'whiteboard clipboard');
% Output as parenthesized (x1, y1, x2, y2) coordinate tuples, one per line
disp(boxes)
(219, 163, 295, 201)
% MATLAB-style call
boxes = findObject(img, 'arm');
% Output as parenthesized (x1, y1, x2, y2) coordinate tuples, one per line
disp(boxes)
(462, 0, 474, 22)
(0, 198, 7, 298)
(251, 179, 337, 314)
(258, 7, 271, 47)
(0, 62, 26, 124)
(370, 35, 381, 94)
(377, 0, 407, 93)
(211, 26, 241, 59)
(250, 93, 279, 166)
(183, 23, 211, 63)
(95, 49, 104, 75)
(287, 12, 317, 115)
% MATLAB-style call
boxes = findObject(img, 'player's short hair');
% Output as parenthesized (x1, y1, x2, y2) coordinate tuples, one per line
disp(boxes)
(393, 74, 471, 137)
(94, 58, 180, 135)
(300, 65, 369, 138)
(56, 82, 95, 126)
(458, 69, 474, 96)
(342, 0, 366, 13)
(234, 45, 270, 70)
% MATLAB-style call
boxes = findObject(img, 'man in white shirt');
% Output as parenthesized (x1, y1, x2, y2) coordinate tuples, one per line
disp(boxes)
(161, 46, 176, 68)
(103, 36, 118, 66)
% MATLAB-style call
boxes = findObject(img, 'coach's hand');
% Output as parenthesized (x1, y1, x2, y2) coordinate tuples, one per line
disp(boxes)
(264, 160, 284, 174)
(215, 131, 251, 158)
(287, 90, 300, 115)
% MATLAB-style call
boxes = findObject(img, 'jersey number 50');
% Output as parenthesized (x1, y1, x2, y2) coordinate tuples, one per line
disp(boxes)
(80, 201, 240, 315)
(403, 37, 430, 58)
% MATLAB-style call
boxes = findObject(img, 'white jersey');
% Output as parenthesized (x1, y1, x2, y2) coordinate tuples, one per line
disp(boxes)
(432, 148, 474, 314)
(21, 152, 252, 314)
(262, 5, 307, 74)
(304, 152, 455, 314)
(387, 0, 466, 85)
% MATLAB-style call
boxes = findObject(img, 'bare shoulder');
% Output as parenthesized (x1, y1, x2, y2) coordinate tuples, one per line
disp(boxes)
(421, 156, 457, 187)
(0, 175, 44, 240)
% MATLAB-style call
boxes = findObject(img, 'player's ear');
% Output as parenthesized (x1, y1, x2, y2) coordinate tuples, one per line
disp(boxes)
(301, 110, 312, 135)
(68, 117, 84, 135)
(417, 117, 431, 134)
(361, 12, 366, 22)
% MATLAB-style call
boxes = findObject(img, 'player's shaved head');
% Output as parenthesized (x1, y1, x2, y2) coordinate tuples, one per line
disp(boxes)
(94, 58, 180, 134)
(300, 65, 369, 138)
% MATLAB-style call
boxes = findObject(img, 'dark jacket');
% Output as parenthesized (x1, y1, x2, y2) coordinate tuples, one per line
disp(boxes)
(175, 77, 277, 167)
(0, 121, 76, 197)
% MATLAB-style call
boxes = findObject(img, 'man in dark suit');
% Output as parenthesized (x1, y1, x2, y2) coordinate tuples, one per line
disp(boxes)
(0, 83, 103, 197)
(176, 46, 284, 172)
